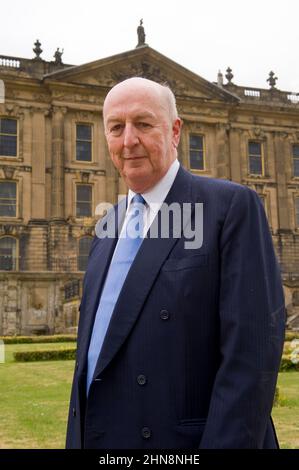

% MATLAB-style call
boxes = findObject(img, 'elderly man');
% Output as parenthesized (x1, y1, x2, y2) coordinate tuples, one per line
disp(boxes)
(66, 77, 285, 449)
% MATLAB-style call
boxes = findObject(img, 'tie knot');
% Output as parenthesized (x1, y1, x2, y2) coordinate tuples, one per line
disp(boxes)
(131, 194, 146, 206)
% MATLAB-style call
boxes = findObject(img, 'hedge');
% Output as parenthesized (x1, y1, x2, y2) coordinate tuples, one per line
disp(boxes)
(0, 335, 77, 344)
(13, 348, 77, 362)
(12, 350, 298, 369)
(279, 355, 299, 371)
(285, 331, 299, 341)
(1, 330, 298, 345)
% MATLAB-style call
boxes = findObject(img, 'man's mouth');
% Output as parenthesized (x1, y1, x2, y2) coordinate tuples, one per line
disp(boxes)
(122, 155, 146, 160)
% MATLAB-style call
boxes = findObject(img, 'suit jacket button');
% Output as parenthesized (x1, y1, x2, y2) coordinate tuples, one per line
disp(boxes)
(137, 374, 147, 386)
(141, 427, 151, 439)
(160, 309, 170, 320)
(72, 408, 76, 417)
(76, 362, 79, 371)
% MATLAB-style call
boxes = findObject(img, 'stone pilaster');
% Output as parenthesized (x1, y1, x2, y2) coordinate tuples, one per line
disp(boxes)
(26, 220, 48, 272)
(215, 123, 231, 179)
(51, 107, 66, 219)
(274, 132, 290, 230)
(31, 110, 46, 218)
(229, 128, 242, 183)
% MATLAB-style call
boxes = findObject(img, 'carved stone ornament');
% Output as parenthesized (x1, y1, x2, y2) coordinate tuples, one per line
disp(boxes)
(136, 19, 147, 48)
(4, 104, 22, 117)
(53, 48, 64, 65)
(267, 71, 278, 89)
(1, 224, 26, 236)
(252, 128, 266, 140)
(81, 172, 90, 183)
(108, 62, 189, 95)
(33, 39, 43, 60)
(225, 67, 234, 84)
(83, 226, 94, 236)
(32, 93, 49, 103)
(3, 166, 15, 179)
(75, 111, 93, 120)
(51, 105, 67, 115)
(255, 183, 264, 193)
(193, 123, 202, 131)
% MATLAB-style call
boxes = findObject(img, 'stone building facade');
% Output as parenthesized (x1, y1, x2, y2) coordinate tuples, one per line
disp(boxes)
(0, 35, 299, 335)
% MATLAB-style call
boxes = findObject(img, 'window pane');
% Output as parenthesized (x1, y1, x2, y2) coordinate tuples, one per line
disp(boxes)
(293, 145, 299, 158)
(296, 198, 299, 227)
(77, 202, 92, 217)
(77, 185, 91, 201)
(76, 141, 91, 161)
(190, 135, 203, 150)
(190, 150, 204, 170)
(64, 280, 80, 300)
(0, 182, 16, 216)
(249, 156, 262, 175)
(0, 135, 17, 156)
(76, 124, 91, 140)
(0, 182, 16, 198)
(0, 237, 16, 270)
(0, 118, 17, 134)
(249, 142, 261, 156)
(293, 159, 299, 177)
(189, 135, 204, 170)
(78, 237, 93, 271)
(79, 237, 93, 255)
(76, 185, 92, 217)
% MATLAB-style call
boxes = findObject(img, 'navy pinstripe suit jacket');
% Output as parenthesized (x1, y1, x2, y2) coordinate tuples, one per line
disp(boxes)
(66, 165, 285, 449)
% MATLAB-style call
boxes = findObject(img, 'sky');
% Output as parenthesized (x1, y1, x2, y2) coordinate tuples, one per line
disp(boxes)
(0, 0, 298, 92)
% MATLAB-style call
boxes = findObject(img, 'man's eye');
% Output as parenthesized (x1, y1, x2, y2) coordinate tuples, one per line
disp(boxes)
(137, 122, 152, 129)
(110, 124, 123, 134)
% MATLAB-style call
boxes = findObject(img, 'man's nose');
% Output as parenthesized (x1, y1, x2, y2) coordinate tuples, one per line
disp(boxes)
(123, 124, 139, 148)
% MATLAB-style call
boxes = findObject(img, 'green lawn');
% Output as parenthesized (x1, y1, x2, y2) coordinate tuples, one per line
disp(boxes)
(272, 371, 299, 449)
(0, 343, 298, 448)
(0, 343, 75, 449)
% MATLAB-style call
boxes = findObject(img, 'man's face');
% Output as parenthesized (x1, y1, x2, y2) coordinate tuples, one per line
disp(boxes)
(103, 80, 181, 193)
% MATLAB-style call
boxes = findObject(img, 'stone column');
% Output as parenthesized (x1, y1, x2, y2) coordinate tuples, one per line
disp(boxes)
(274, 132, 290, 230)
(31, 109, 46, 219)
(215, 123, 231, 179)
(51, 107, 66, 219)
(178, 127, 189, 170)
(229, 128, 242, 183)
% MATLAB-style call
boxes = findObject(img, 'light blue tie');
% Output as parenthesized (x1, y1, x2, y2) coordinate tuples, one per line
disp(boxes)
(86, 194, 146, 394)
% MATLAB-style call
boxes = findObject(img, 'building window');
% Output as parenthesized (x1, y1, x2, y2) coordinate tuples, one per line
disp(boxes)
(248, 141, 263, 175)
(292, 144, 299, 177)
(295, 197, 299, 227)
(78, 236, 93, 271)
(0, 118, 17, 157)
(76, 124, 92, 161)
(64, 279, 80, 301)
(76, 185, 92, 217)
(0, 237, 17, 270)
(189, 135, 205, 170)
(0, 181, 17, 217)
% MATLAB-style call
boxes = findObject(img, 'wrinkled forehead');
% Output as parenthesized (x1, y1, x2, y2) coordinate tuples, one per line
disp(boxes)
(103, 81, 169, 121)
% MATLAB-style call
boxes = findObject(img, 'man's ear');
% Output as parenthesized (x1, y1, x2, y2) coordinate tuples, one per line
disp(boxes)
(172, 118, 182, 148)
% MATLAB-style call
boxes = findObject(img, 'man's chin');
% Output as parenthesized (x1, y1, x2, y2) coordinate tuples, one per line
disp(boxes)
(124, 171, 155, 193)
(123, 157, 147, 169)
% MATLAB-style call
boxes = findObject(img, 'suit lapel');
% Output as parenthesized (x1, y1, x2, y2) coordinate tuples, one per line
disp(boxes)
(93, 166, 194, 379)
(77, 198, 127, 377)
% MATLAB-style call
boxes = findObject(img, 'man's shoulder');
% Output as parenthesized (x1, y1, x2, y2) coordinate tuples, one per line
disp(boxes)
(188, 171, 255, 200)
